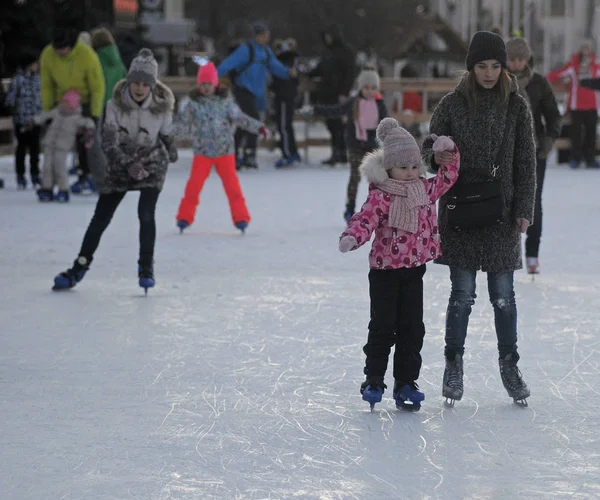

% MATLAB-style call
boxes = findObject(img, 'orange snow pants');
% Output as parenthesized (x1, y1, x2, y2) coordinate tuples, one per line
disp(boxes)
(176, 154, 250, 226)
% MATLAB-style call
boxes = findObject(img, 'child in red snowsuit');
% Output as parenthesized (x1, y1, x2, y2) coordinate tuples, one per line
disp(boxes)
(173, 62, 270, 232)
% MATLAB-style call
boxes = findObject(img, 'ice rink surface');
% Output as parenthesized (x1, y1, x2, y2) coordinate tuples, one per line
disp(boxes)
(1, 149, 599, 499)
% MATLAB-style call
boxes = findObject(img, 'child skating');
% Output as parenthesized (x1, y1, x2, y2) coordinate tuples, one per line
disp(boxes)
(173, 62, 270, 234)
(52, 49, 177, 293)
(338, 118, 460, 411)
(308, 67, 388, 222)
(34, 89, 95, 202)
(5, 52, 42, 190)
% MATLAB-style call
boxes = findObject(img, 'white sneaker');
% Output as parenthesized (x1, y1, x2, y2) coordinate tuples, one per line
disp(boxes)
(526, 257, 539, 274)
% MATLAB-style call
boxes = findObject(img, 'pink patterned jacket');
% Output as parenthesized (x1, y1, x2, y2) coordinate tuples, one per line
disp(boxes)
(341, 149, 460, 269)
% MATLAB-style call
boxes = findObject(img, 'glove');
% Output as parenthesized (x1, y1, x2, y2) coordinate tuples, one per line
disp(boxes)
(432, 135, 456, 152)
(160, 134, 178, 163)
(168, 145, 178, 163)
(128, 163, 149, 181)
(339, 235, 357, 253)
(259, 125, 272, 142)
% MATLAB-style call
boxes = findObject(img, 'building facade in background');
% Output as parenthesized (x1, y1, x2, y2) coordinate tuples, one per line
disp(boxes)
(429, 0, 599, 72)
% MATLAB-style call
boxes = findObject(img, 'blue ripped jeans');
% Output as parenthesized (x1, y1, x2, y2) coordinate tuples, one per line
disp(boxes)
(444, 267, 518, 358)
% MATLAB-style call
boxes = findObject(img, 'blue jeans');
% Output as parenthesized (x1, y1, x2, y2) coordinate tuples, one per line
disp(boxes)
(444, 267, 518, 358)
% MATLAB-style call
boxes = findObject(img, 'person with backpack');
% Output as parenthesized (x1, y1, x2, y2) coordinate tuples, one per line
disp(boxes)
(217, 22, 296, 169)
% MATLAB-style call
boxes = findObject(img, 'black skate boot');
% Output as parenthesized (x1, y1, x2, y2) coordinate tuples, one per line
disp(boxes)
(53, 256, 92, 290)
(360, 376, 387, 411)
(138, 260, 155, 295)
(443, 350, 464, 407)
(499, 352, 530, 406)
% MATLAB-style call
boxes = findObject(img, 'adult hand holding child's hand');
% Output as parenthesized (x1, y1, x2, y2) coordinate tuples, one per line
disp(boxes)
(432, 135, 457, 166)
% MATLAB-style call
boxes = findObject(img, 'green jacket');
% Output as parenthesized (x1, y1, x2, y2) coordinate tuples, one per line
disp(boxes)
(96, 44, 127, 106)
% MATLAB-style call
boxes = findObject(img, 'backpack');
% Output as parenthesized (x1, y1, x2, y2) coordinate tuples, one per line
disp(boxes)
(228, 42, 271, 85)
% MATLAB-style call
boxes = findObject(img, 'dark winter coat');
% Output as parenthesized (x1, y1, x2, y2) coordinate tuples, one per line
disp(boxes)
(310, 24, 357, 104)
(314, 94, 387, 150)
(422, 75, 536, 272)
(5, 68, 41, 125)
(271, 50, 299, 103)
(101, 79, 177, 194)
(518, 69, 561, 159)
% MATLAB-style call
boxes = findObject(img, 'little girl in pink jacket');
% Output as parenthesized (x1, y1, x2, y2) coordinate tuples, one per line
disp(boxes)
(339, 117, 460, 411)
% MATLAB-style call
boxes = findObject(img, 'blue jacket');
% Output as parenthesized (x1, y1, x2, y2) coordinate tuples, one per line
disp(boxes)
(217, 41, 290, 104)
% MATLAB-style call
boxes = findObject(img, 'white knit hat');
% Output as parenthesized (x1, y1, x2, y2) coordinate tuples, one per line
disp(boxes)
(376, 118, 422, 170)
(356, 69, 380, 90)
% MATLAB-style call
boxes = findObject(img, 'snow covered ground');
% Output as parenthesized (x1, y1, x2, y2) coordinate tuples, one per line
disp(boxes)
(1, 148, 600, 500)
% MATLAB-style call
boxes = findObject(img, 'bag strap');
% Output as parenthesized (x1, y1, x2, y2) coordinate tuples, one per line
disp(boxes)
(491, 94, 514, 177)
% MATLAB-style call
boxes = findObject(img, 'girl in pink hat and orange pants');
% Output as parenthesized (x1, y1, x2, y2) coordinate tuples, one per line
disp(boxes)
(173, 62, 271, 233)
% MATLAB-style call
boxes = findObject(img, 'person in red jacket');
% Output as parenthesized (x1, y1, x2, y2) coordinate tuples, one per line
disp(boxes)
(547, 41, 600, 168)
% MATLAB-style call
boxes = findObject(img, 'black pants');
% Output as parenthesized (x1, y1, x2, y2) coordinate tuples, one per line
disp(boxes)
(525, 157, 547, 258)
(325, 118, 347, 160)
(14, 125, 40, 178)
(76, 132, 90, 180)
(275, 98, 298, 158)
(79, 188, 160, 264)
(364, 265, 426, 383)
(570, 109, 598, 164)
(347, 145, 371, 212)
(233, 87, 259, 158)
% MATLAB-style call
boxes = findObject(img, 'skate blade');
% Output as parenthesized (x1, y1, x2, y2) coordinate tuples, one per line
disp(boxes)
(444, 398, 456, 408)
(396, 401, 421, 411)
(513, 398, 528, 407)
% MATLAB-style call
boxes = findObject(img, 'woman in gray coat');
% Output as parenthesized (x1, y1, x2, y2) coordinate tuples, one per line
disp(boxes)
(422, 32, 536, 406)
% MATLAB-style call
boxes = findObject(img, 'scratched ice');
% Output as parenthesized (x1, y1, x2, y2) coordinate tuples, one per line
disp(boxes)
(1, 148, 599, 499)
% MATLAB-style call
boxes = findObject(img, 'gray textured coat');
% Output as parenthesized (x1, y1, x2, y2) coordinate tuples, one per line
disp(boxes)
(101, 80, 177, 194)
(422, 75, 536, 272)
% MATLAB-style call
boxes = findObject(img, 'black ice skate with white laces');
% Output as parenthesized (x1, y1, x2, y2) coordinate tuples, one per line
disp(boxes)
(443, 351, 464, 407)
(499, 352, 530, 406)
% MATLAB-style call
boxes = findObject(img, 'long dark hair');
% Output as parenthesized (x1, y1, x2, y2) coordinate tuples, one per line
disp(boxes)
(464, 68, 512, 105)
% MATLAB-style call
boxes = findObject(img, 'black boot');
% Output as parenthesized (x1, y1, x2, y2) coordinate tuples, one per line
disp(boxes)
(344, 200, 355, 222)
(442, 349, 464, 405)
(499, 352, 530, 404)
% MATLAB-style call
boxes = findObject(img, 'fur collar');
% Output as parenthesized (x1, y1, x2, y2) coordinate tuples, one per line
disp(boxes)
(359, 149, 390, 185)
(111, 79, 175, 115)
(360, 149, 427, 184)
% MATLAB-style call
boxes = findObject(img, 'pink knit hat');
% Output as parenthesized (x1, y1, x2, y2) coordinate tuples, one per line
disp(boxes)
(197, 62, 219, 86)
(62, 89, 81, 109)
(376, 118, 421, 170)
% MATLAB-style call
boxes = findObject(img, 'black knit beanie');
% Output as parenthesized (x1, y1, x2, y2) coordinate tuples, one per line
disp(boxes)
(466, 31, 507, 70)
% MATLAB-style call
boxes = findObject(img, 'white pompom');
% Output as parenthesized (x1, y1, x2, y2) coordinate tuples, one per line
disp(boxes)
(376, 117, 400, 142)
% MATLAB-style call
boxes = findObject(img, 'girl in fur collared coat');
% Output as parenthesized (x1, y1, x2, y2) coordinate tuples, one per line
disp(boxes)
(339, 118, 460, 411)
(52, 49, 178, 293)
